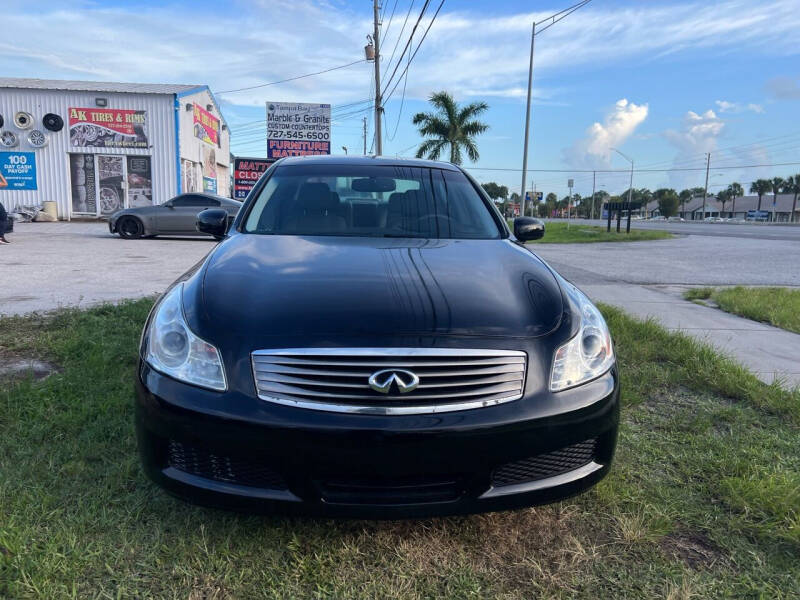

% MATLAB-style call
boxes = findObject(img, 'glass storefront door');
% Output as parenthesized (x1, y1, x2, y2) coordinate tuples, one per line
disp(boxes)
(69, 154, 153, 217)
(126, 156, 153, 207)
(97, 155, 125, 216)
(69, 153, 97, 215)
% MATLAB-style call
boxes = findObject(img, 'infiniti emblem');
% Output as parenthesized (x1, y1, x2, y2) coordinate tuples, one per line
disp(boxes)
(368, 369, 420, 394)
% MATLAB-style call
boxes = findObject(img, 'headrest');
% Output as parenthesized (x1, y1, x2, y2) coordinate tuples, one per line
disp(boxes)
(404, 189, 423, 203)
(387, 192, 405, 211)
(298, 182, 336, 212)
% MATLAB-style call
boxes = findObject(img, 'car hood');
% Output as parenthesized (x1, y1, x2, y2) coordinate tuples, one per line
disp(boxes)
(192, 234, 564, 341)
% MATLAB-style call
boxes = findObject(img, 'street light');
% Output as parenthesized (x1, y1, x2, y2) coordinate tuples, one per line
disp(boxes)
(610, 147, 634, 233)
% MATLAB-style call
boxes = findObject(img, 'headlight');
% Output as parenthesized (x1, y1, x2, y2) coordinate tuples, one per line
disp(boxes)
(145, 284, 227, 391)
(550, 283, 614, 392)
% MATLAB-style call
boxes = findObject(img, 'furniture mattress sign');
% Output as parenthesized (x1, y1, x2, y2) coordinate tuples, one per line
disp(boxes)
(266, 102, 330, 159)
(0, 152, 37, 190)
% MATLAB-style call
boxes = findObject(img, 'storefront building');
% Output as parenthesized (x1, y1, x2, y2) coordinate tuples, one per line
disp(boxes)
(0, 78, 230, 219)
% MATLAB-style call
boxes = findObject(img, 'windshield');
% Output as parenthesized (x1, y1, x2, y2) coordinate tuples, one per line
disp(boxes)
(242, 164, 502, 239)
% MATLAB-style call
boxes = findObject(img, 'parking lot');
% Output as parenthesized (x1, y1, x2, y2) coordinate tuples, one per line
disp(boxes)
(6, 220, 798, 385)
(4, 220, 800, 318)
(0, 222, 215, 316)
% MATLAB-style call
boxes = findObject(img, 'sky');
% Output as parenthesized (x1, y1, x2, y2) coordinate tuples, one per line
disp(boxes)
(2, 0, 800, 199)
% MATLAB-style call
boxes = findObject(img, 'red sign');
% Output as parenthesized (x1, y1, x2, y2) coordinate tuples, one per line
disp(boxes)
(193, 104, 220, 146)
(234, 157, 273, 200)
(68, 108, 148, 148)
(267, 139, 330, 158)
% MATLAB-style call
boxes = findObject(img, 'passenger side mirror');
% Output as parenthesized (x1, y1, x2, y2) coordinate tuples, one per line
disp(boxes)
(163, 201, 174, 209)
(196, 208, 229, 240)
(514, 217, 545, 242)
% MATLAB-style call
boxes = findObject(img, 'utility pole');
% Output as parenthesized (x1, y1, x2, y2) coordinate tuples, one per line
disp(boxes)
(519, 22, 536, 213)
(702, 152, 710, 221)
(611, 147, 634, 233)
(362, 116, 367, 155)
(591, 170, 596, 221)
(567, 178, 573, 229)
(626, 159, 633, 233)
(372, 0, 383, 156)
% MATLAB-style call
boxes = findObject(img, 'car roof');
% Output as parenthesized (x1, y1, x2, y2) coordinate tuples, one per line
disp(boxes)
(179, 192, 241, 204)
(276, 155, 461, 171)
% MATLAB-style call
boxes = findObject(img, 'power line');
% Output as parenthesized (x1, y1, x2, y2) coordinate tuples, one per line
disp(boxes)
(381, 0, 431, 97)
(383, 0, 416, 80)
(386, 53, 410, 140)
(535, 0, 592, 36)
(382, 0, 400, 42)
(393, 142, 420, 156)
(217, 59, 367, 94)
(465, 161, 800, 174)
(386, 9, 414, 141)
(383, 0, 445, 102)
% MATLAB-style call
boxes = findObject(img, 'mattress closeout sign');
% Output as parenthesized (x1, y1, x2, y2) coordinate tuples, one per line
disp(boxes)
(234, 157, 272, 200)
(266, 102, 330, 159)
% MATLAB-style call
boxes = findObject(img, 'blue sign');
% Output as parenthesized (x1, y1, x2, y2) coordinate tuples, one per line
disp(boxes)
(524, 191, 543, 203)
(0, 152, 37, 190)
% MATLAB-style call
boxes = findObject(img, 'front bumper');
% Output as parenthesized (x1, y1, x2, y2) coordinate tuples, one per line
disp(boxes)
(135, 363, 619, 518)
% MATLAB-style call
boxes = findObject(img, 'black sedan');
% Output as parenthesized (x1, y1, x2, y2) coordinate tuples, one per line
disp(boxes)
(108, 193, 241, 239)
(135, 156, 619, 518)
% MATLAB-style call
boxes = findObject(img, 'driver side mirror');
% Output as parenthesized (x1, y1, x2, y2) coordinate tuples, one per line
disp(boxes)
(514, 217, 545, 242)
(196, 208, 229, 240)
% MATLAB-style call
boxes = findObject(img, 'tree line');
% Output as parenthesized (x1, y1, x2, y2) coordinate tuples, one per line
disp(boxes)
(480, 176, 800, 221)
(408, 91, 799, 223)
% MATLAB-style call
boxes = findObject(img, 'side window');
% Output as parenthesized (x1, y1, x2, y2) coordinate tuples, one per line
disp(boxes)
(174, 195, 217, 207)
(171, 195, 195, 207)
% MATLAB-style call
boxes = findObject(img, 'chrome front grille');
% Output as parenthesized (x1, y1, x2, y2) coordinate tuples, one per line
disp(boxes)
(251, 348, 527, 415)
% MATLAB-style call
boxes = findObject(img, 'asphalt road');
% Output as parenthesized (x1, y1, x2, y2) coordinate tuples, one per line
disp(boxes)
(531, 231, 800, 387)
(533, 232, 800, 287)
(574, 218, 800, 241)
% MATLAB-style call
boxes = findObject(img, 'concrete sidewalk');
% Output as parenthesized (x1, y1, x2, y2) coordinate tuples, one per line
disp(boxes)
(533, 238, 800, 389)
(582, 283, 800, 387)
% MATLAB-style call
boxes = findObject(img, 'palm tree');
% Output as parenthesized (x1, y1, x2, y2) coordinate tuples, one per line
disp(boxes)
(750, 179, 772, 212)
(787, 174, 800, 223)
(413, 92, 489, 165)
(728, 182, 743, 217)
(770, 177, 785, 221)
(716, 188, 730, 216)
(679, 189, 694, 216)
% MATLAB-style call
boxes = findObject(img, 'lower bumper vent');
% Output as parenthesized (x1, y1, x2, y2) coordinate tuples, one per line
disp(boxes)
(320, 477, 463, 505)
(491, 438, 597, 487)
(167, 440, 287, 490)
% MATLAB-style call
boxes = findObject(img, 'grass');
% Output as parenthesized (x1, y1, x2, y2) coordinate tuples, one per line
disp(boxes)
(1, 300, 799, 598)
(683, 286, 800, 334)
(522, 221, 673, 244)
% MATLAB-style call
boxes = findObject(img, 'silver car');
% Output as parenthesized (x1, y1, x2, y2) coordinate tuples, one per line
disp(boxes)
(108, 193, 241, 239)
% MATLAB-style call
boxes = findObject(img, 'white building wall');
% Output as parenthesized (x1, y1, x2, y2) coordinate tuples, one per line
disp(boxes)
(0, 88, 176, 218)
(177, 87, 230, 197)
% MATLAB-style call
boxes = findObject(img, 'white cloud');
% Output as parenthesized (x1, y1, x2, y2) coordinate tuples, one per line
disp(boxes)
(665, 109, 724, 154)
(563, 99, 649, 168)
(715, 100, 764, 113)
(664, 109, 725, 188)
(1, 0, 800, 110)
